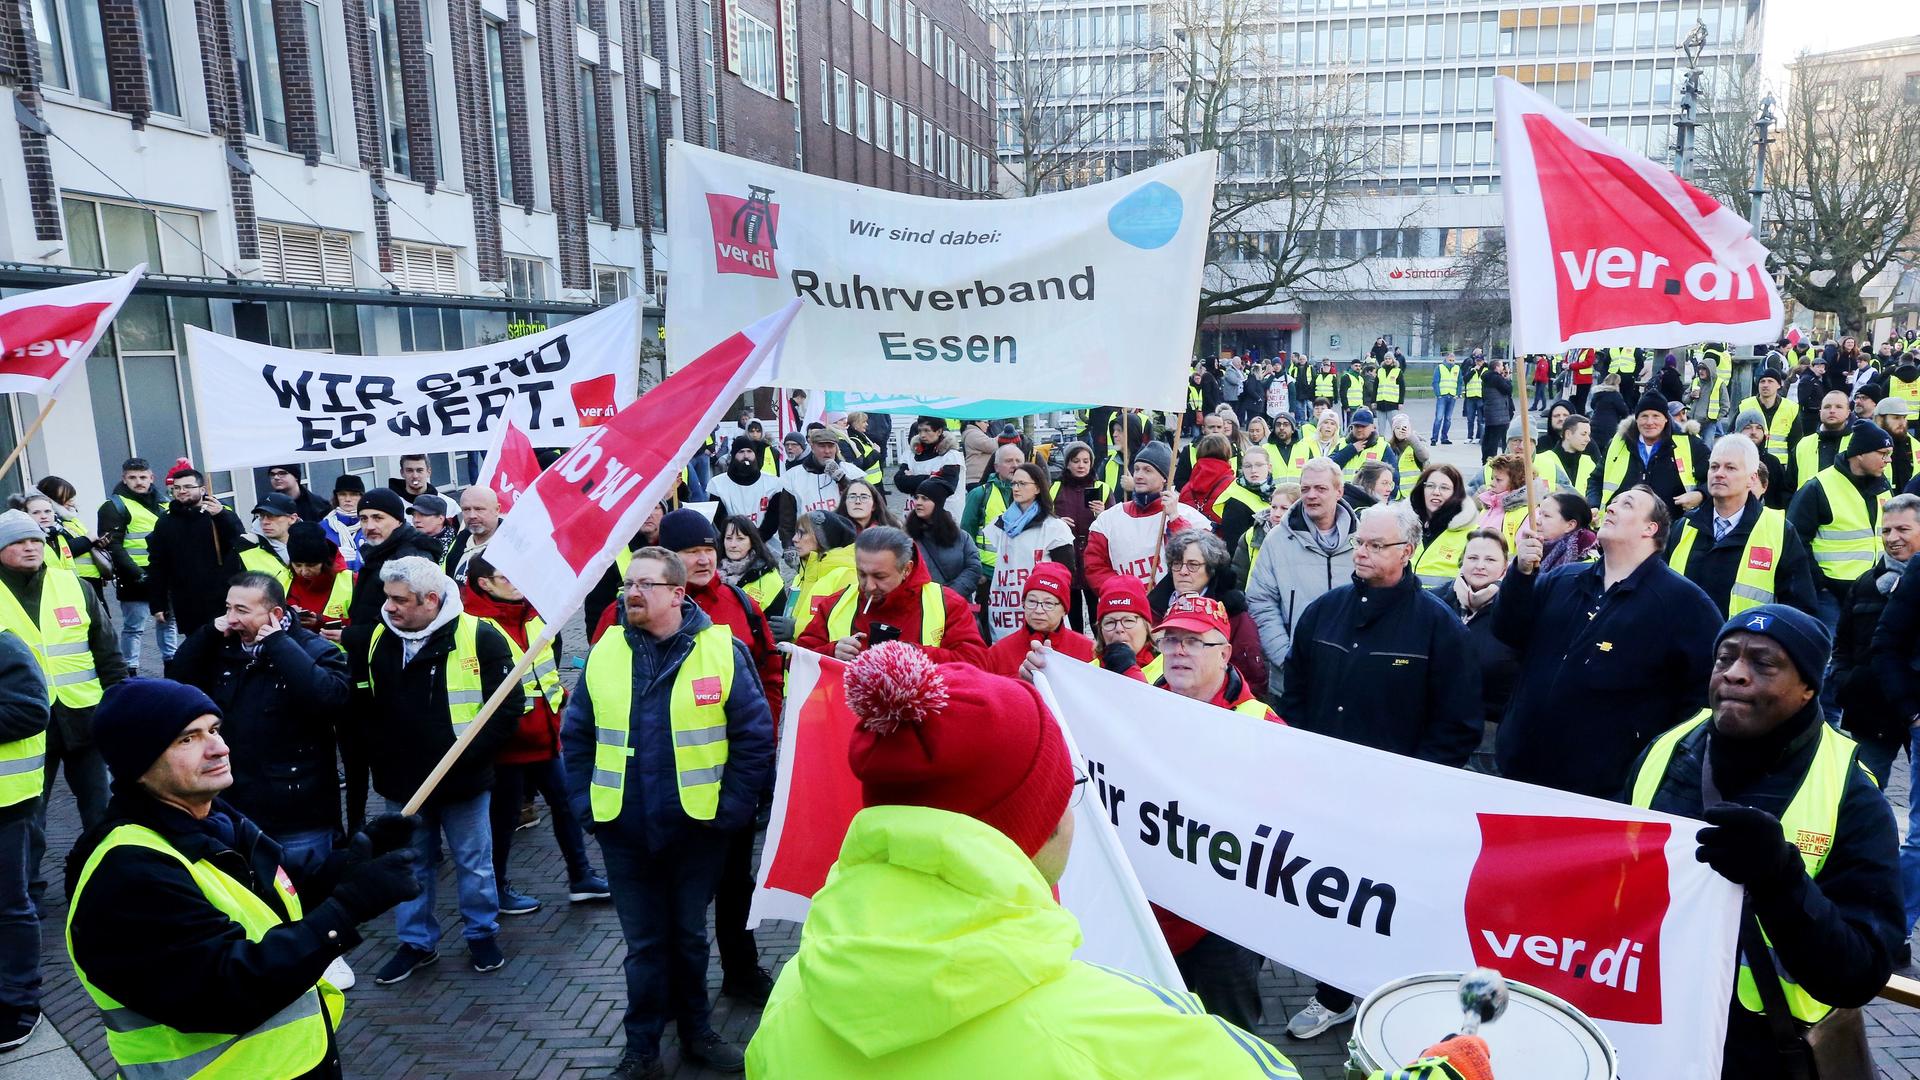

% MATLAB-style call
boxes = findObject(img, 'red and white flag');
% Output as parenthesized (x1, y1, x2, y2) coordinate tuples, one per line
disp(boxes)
(1494, 77, 1782, 351)
(472, 419, 542, 515)
(752, 647, 1184, 988)
(0, 266, 145, 396)
(485, 300, 800, 622)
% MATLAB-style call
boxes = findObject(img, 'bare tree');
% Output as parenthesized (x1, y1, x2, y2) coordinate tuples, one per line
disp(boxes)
(989, 0, 1158, 196)
(1433, 229, 1511, 354)
(1158, 0, 1410, 327)
(1693, 59, 1920, 333)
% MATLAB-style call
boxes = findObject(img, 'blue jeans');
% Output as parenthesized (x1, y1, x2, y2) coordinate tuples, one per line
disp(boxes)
(489, 759, 595, 892)
(601, 834, 730, 1055)
(274, 828, 339, 868)
(0, 807, 37, 1010)
(1901, 726, 1920, 938)
(687, 454, 711, 503)
(1432, 394, 1456, 442)
(386, 794, 499, 950)
(1463, 397, 1482, 439)
(1814, 589, 1844, 724)
(119, 597, 178, 674)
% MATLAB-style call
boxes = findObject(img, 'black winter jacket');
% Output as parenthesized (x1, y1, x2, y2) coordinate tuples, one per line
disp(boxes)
(167, 623, 353, 836)
(1279, 571, 1481, 765)
(1477, 370, 1515, 428)
(1430, 583, 1520, 731)
(344, 608, 522, 809)
(95, 483, 164, 602)
(1665, 496, 1818, 620)
(1871, 556, 1920, 724)
(65, 791, 362, 1079)
(346, 525, 444, 626)
(1626, 710, 1900, 1080)
(1787, 462, 1891, 596)
(1833, 557, 1906, 745)
(1493, 554, 1722, 797)
(147, 500, 245, 633)
(0, 630, 49, 824)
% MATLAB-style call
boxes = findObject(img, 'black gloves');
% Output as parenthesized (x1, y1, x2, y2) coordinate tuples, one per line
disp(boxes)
(349, 812, 421, 860)
(1101, 642, 1137, 674)
(330, 851, 422, 922)
(1696, 803, 1805, 893)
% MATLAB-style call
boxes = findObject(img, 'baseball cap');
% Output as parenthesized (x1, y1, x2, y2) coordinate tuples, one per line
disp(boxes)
(1153, 594, 1231, 641)
(252, 493, 299, 518)
(409, 493, 455, 517)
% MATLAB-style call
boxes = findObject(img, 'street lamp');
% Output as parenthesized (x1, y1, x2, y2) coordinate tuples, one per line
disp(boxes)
(1672, 21, 1709, 177)
(1749, 94, 1776, 240)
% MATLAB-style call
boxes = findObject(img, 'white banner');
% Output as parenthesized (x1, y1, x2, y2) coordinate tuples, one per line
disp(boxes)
(183, 298, 642, 470)
(667, 143, 1215, 413)
(1039, 659, 1740, 1077)
(754, 648, 1184, 988)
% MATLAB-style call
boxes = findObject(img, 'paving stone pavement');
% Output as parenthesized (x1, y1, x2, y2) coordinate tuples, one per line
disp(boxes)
(24, 435, 1920, 1078)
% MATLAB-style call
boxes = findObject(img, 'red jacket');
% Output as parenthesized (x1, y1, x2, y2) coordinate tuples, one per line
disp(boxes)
(1571, 351, 1596, 386)
(1178, 457, 1236, 525)
(1151, 667, 1281, 954)
(591, 576, 785, 720)
(983, 624, 1094, 678)
(795, 554, 989, 667)
(464, 588, 563, 765)
(286, 553, 349, 624)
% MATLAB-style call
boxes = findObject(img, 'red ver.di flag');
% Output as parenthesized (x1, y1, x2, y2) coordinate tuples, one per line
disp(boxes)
(1494, 76, 1782, 351)
(485, 301, 801, 622)
(472, 419, 541, 514)
(0, 266, 144, 395)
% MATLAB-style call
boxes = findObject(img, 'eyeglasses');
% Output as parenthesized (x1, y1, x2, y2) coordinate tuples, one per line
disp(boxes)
(1156, 633, 1228, 653)
(1170, 560, 1209, 573)
(1356, 539, 1411, 554)
(624, 580, 678, 593)
(1099, 614, 1143, 634)
(1009, 479, 1039, 490)
(1023, 595, 1063, 612)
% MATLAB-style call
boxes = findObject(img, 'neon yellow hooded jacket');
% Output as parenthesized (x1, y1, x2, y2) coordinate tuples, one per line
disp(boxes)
(746, 805, 1299, 1079)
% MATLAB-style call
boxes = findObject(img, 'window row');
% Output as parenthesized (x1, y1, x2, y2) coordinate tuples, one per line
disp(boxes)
(996, 101, 1164, 151)
(826, 64, 992, 191)
(1007, 4, 1157, 53)
(844, 0, 991, 108)
(1210, 225, 1502, 263)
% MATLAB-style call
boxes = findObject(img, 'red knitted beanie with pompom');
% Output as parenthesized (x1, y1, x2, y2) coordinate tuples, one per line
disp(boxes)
(844, 642, 1073, 856)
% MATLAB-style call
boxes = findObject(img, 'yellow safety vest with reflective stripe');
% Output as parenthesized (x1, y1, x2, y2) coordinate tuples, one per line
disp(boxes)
(42, 531, 77, 577)
(825, 581, 946, 645)
(1608, 346, 1638, 375)
(1736, 397, 1801, 463)
(972, 485, 1009, 568)
(848, 432, 884, 485)
(1345, 373, 1367, 407)
(1412, 523, 1472, 587)
(584, 622, 734, 822)
(316, 572, 353, 622)
(1464, 370, 1484, 399)
(1791, 432, 1842, 488)
(1313, 372, 1337, 400)
(1141, 653, 1163, 682)
(58, 520, 101, 580)
(115, 495, 158, 569)
(0, 630, 44, 807)
(1211, 482, 1267, 523)
(1808, 469, 1885, 582)
(482, 615, 564, 714)
(0, 566, 102, 709)
(238, 543, 293, 592)
(1890, 376, 1920, 405)
(1098, 451, 1126, 493)
(1435, 363, 1460, 396)
(1544, 449, 1596, 500)
(741, 568, 785, 616)
(1702, 346, 1732, 419)
(67, 823, 343, 1079)
(791, 561, 853, 640)
(1186, 385, 1202, 412)
(363, 615, 489, 738)
(1270, 438, 1314, 480)
(1390, 444, 1419, 496)
(1600, 434, 1695, 504)
(1339, 439, 1386, 481)
(1668, 507, 1788, 615)
(1631, 710, 1856, 1024)
(1376, 366, 1403, 403)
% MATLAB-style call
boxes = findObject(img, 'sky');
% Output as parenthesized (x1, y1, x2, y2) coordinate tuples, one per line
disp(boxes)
(1760, 0, 1919, 96)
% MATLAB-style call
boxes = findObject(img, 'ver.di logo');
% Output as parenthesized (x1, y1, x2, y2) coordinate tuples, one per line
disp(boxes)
(706, 185, 781, 278)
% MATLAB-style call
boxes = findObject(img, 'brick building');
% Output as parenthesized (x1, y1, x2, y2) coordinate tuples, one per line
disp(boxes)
(0, 0, 991, 505)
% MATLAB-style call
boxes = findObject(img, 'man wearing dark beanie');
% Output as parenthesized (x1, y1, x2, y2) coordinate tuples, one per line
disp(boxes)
(1082, 439, 1208, 595)
(1599, 391, 1707, 519)
(64, 679, 424, 1079)
(1624, 605, 1900, 1076)
(346, 487, 440, 627)
(747, 643, 1301, 1076)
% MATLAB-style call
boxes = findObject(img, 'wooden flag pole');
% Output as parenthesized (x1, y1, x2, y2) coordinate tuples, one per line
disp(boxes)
(1510, 357, 1540, 529)
(401, 619, 564, 815)
(0, 396, 58, 487)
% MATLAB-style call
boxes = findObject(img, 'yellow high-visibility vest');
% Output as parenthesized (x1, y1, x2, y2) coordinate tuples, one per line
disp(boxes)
(825, 581, 946, 644)
(1735, 396, 1801, 463)
(0, 566, 102, 709)
(1600, 434, 1695, 504)
(1435, 363, 1460, 396)
(1807, 468, 1886, 582)
(1668, 506, 1788, 615)
(363, 615, 489, 737)
(585, 622, 735, 821)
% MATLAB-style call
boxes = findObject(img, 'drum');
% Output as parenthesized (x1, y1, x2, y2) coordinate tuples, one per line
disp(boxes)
(1345, 971, 1617, 1080)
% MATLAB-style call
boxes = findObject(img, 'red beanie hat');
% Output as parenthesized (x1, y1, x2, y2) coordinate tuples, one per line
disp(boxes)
(1096, 576, 1151, 622)
(844, 643, 1072, 857)
(164, 457, 195, 481)
(1023, 562, 1073, 606)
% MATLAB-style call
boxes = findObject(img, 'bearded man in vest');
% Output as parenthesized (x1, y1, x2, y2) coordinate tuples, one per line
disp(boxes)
(343, 556, 522, 985)
(562, 547, 773, 1079)
(1622, 606, 1900, 1080)
(66, 679, 423, 1079)
(796, 526, 988, 667)
(0, 509, 130, 910)
(1667, 435, 1817, 620)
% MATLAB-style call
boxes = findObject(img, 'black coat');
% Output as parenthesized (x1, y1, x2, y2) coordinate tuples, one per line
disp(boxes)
(1628, 712, 1901, 1080)
(167, 623, 353, 836)
(65, 791, 361, 1079)
(147, 500, 245, 633)
(1493, 554, 1722, 797)
(1833, 557, 1905, 745)
(1430, 583, 1520, 730)
(1665, 496, 1818, 620)
(1608, 428, 1707, 519)
(1478, 370, 1515, 428)
(95, 483, 165, 602)
(0, 630, 49, 827)
(1786, 462, 1890, 596)
(1279, 571, 1481, 766)
(1588, 388, 1630, 452)
(1871, 556, 1920, 723)
(344, 610, 522, 809)
(346, 525, 444, 626)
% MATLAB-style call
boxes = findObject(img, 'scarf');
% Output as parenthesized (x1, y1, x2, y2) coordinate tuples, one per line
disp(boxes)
(1879, 553, 1911, 596)
(998, 499, 1041, 539)
(383, 586, 464, 665)
(1539, 528, 1598, 574)
(1451, 576, 1499, 616)
(1132, 490, 1162, 511)
(720, 553, 756, 583)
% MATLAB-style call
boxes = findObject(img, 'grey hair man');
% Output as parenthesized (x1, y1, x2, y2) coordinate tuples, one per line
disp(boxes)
(346, 555, 523, 985)
(1246, 458, 1355, 688)
(1665, 434, 1817, 620)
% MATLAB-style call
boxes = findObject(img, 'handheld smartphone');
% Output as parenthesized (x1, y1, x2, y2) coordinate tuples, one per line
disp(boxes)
(867, 622, 903, 645)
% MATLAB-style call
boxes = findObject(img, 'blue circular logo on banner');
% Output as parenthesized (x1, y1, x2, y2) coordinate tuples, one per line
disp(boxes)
(1107, 182, 1184, 250)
